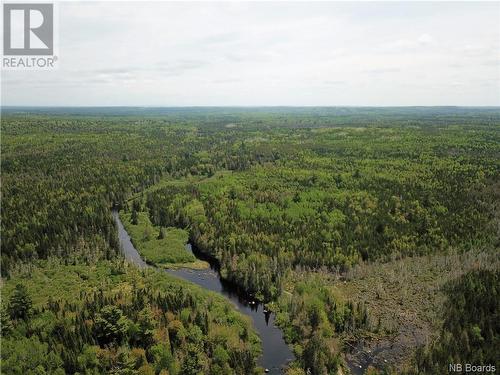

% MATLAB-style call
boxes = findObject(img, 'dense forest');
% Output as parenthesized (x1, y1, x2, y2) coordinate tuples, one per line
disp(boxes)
(1, 260, 261, 374)
(1, 107, 499, 374)
(411, 269, 499, 374)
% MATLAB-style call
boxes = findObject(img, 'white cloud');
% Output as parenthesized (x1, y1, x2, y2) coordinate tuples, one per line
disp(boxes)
(417, 33, 435, 45)
(2, 1, 499, 106)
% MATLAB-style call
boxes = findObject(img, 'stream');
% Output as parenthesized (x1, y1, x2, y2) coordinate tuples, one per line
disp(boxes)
(113, 211, 295, 374)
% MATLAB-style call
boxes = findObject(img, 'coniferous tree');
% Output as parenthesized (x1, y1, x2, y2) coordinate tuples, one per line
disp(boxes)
(131, 208, 139, 225)
(8, 284, 32, 320)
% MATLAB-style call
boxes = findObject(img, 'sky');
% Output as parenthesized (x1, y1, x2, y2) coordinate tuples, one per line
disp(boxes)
(2, 1, 499, 106)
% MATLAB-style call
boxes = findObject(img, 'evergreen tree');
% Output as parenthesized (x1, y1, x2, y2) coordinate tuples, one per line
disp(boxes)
(1, 307, 13, 335)
(94, 305, 130, 346)
(8, 284, 32, 320)
(157, 227, 165, 240)
(131, 209, 139, 225)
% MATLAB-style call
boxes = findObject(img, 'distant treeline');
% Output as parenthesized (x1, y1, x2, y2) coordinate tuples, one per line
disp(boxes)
(1, 111, 498, 375)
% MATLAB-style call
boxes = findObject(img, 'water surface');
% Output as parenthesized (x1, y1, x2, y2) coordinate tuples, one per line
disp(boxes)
(113, 211, 294, 374)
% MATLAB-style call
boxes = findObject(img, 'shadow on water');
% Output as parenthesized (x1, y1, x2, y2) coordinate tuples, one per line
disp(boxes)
(113, 210, 295, 374)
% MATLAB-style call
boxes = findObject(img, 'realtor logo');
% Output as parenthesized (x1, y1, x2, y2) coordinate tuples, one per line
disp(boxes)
(2, 3, 57, 69)
(3, 3, 53, 55)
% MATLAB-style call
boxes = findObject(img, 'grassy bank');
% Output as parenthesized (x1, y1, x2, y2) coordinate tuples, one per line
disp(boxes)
(120, 211, 208, 269)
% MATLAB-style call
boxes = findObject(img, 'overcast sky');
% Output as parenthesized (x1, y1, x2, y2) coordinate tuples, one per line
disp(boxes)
(2, 1, 499, 106)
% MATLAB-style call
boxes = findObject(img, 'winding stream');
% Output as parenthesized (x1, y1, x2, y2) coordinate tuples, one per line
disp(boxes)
(113, 211, 295, 374)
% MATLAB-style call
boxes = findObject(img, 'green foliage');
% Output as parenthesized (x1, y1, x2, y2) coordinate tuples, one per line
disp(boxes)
(411, 269, 499, 374)
(1, 261, 261, 375)
(144, 120, 498, 301)
(276, 274, 368, 374)
(121, 211, 195, 266)
(1, 336, 65, 375)
(181, 343, 206, 374)
(94, 305, 131, 346)
(1, 307, 13, 336)
(133, 306, 156, 348)
(131, 208, 139, 225)
(8, 284, 33, 320)
(150, 343, 175, 374)
(1, 109, 499, 374)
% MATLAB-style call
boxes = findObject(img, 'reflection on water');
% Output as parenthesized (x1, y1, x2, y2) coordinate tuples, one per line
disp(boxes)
(113, 211, 294, 374)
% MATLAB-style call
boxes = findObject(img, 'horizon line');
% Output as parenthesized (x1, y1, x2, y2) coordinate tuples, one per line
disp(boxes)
(2, 105, 500, 109)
